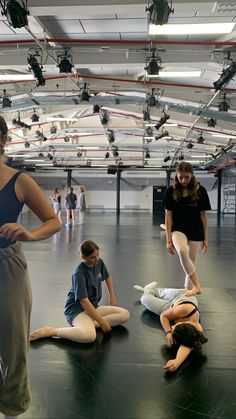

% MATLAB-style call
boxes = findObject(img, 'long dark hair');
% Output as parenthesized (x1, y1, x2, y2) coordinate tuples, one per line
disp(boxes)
(172, 323, 208, 349)
(0, 116, 8, 155)
(173, 161, 200, 201)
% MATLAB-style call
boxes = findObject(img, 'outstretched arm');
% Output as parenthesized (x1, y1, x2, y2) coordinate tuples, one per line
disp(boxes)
(80, 298, 111, 333)
(164, 345, 193, 372)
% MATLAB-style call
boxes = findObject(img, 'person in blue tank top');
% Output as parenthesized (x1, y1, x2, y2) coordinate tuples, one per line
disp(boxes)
(30, 240, 129, 344)
(0, 115, 61, 418)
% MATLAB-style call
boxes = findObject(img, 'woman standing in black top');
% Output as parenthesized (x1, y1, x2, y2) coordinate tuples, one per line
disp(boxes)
(164, 162, 211, 296)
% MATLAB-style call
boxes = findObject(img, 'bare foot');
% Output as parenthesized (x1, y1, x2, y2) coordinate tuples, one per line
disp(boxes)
(184, 287, 202, 296)
(30, 326, 57, 341)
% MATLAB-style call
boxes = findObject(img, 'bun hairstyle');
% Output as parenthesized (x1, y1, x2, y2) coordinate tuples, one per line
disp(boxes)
(172, 323, 208, 349)
(0, 116, 9, 155)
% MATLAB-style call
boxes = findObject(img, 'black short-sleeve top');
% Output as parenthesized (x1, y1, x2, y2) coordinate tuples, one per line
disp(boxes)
(163, 185, 211, 241)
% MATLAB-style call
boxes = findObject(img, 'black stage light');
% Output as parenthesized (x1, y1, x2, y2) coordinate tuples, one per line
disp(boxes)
(93, 104, 100, 113)
(178, 153, 184, 161)
(197, 134, 205, 144)
(105, 151, 110, 158)
(107, 130, 115, 143)
(58, 51, 73, 73)
(218, 99, 230, 112)
(145, 151, 151, 159)
(1, 0, 29, 28)
(143, 109, 151, 121)
(187, 142, 193, 149)
(31, 109, 39, 122)
(77, 151, 82, 157)
(147, 89, 158, 107)
(213, 61, 236, 91)
(50, 124, 57, 134)
(1, 89, 11, 107)
(112, 146, 119, 157)
(146, 53, 162, 76)
(12, 114, 31, 130)
(163, 152, 170, 162)
(38, 152, 44, 158)
(64, 136, 70, 142)
(27, 54, 45, 86)
(86, 159, 92, 167)
(155, 111, 170, 130)
(24, 141, 30, 148)
(115, 97, 120, 105)
(207, 118, 216, 128)
(146, 0, 174, 25)
(48, 152, 53, 160)
(101, 112, 109, 125)
(145, 127, 153, 136)
(80, 83, 89, 101)
(155, 130, 169, 140)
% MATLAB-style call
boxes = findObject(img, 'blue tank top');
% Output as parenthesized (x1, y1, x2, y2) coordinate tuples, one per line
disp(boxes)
(0, 171, 24, 248)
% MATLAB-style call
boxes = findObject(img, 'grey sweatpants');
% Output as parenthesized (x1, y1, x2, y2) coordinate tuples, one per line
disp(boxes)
(141, 288, 198, 316)
(0, 242, 32, 416)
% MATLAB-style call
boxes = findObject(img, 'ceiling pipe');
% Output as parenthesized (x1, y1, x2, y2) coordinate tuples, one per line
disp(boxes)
(0, 38, 236, 46)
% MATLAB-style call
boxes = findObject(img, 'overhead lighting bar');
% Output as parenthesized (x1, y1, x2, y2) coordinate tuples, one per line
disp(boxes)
(212, 133, 236, 138)
(46, 117, 78, 122)
(149, 22, 235, 35)
(76, 146, 100, 150)
(146, 71, 201, 78)
(0, 74, 35, 81)
(7, 154, 31, 158)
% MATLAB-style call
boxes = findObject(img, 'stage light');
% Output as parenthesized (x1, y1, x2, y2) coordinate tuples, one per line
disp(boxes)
(1, 89, 12, 108)
(163, 151, 170, 162)
(155, 130, 169, 140)
(105, 151, 110, 158)
(101, 112, 109, 125)
(27, 54, 45, 87)
(146, 52, 162, 76)
(213, 61, 236, 91)
(50, 124, 57, 134)
(197, 133, 205, 144)
(143, 108, 151, 121)
(218, 94, 230, 112)
(146, 0, 174, 26)
(31, 109, 39, 122)
(12, 113, 31, 130)
(112, 146, 119, 157)
(207, 118, 217, 128)
(187, 142, 194, 149)
(1, 0, 29, 28)
(86, 159, 92, 167)
(93, 104, 100, 113)
(24, 141, 30, 148)
(64, 136, 70, 142)
(145, 127, 153, 136)
(36, 130, 47, 141)
(48, 152, 53, 160)
(107, 129, 115, 143)
(77, 151, 82, 157)
(145, 150, 151, 159)
(57, 51, 73, 73)
(38, 152, 44, 158)
(80, 83, 89, 101)
(155, 111, 170, 130)
(115, 97, 120, 105)
(147, 88, 158, 107)
(178, 153, 184, 161)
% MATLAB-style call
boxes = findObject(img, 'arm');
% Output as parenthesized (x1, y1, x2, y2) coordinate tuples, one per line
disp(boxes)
(164, 345, 193, 372)
(0, 173, 61, 242)
(165, 210, 175, 255)
(200, 210, 208, 253)
(105, 276, 117, 306)
(80, 298, 111, 333)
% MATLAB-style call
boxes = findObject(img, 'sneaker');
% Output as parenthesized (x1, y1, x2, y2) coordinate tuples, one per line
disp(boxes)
(143, 281, 158, 296)
(133, 284, 145, 293)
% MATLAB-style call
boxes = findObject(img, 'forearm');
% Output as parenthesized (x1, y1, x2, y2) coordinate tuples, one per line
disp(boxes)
(174, 345, 193, 368)
(200, 211, 208, 241)
(160, 313, 172, 334)
(165, 210, 172, 242)
(80, 298, 104, 325)
(105, 276, 116, 301)
(29, 217, 61, 241)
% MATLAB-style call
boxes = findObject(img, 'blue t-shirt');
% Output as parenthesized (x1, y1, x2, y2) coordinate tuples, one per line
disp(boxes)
(64, 258, 109, 325)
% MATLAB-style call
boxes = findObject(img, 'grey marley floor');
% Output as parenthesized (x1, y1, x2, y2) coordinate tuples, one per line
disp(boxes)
(16, 213, 236, 419)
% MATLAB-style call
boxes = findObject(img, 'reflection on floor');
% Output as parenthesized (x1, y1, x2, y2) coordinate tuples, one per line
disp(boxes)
(19, 213, 236, 419)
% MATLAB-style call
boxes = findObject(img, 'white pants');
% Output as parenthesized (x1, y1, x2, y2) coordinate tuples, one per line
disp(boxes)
(78, 209, 85, 224)
(172, 231, 200, 289)
(55, 306, 129, 343)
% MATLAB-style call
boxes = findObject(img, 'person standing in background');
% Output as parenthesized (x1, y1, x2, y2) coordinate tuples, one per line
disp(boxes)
(64, 186, 77, 227)
(164, 162, 211, 296)
(50, 187, 62, 222)
(0, 115, 61, 418)
(78, 186, 87, 225)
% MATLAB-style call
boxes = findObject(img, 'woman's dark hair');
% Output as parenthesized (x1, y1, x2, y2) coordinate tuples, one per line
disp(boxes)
(172, 323, 208, 349)
(0, 116, 8, 155)
(80, 240, 99, 257)
(173, 161, 200, 202)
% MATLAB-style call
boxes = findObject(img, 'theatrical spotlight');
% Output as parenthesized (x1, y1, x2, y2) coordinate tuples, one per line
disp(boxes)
(207, 118, 217, 128)
(145, 150, 151, 159)
(50, 124, 57, 134)
(112, 146, 119, 157)
(31, 109, 39, 122)
(80, 83, 89, 101)
(147, 88, 158, 107)
(187, 142, 193, 149)
(218, 93, 230, 112)
(146, 0, 174, 26)
(24, 141, 30, 148)
(57, 50, 73, 73)
(86, 159, 92, 167)
(155, 111, 170, 130)
(77, 151, 82, 157)
(93, 104, 100, 113)
(36, 130, 47, 141)
(155, 130, 169, 140)
(64, 136, 70, 142)
(146, 52, 162, 76)
(107, 129, 115, 143)
(145, 127, 153, 136)
(48, 152, 53, 160)
(12, 113, 31, 130)
(38, 152, 44, 158)
(101, 112, 109, 125)
(143, 108, 151, 121)
(197, 133, 205, 144)
(163, 151, 170, 162)
(27, 54, 45, 87)
(178, 153, 184, 161)
(1, 89, 12, 108)
(105, 151, 110, 158)
(1, 0, 29, 28)
(213, 61, 236, 91)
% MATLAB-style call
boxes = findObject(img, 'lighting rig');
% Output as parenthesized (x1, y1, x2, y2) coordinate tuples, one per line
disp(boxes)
(0, 0, 29, 28)
(12, 112, 31, 129)
(1, 89, 12, 108)
(143, 107, 151, 121)
(145, 51, 162, 76)
(197, 133, 205, 144)
(155, 130, 169, 140)
(101, 112, 109, 125)
(213, 60, 236, 91)
(207, 118, 217, 128)
(31, 109, 39, 122)
(57, 50, 73, 73)
(146, 0, 174, 25)
(80, 83, 90, 101)
(155, 110, 170, 130)
(218, 93, 230, 112)
(147, 88, 158, 107)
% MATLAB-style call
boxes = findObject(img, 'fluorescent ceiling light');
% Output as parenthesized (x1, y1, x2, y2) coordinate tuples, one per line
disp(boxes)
(149, 22, 235, 35)
(146, 71, 201, 78)
(36, 163, 53, 166)
(77, 146, 100, 150)
(46, 117, 78, 122)
(7, 154, 31, 158)
(212, 133, 236, 138)
(0, 74, 35, 81)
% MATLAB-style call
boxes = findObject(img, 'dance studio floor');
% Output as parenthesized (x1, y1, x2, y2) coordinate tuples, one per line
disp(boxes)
(19, 213, 235, 419)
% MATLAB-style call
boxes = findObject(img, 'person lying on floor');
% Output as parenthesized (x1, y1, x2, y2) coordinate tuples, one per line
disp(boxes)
(134, 282, 207, 372)
(30, 240, 129, 344)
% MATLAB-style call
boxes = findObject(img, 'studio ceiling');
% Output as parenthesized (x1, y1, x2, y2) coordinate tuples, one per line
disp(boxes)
(1, 0, 236, 172)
